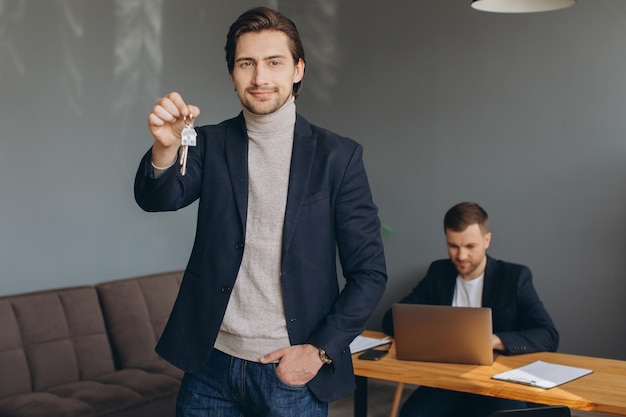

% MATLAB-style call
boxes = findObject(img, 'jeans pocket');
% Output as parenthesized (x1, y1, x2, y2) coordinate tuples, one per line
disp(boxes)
(272, 363, 307, 389)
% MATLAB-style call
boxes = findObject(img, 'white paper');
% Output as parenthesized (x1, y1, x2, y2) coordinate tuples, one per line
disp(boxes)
(492, 360, 593, 389)
(349, 335, 391, 354)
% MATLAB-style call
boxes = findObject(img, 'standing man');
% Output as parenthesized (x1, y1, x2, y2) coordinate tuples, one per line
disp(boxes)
(134, 6, 387, 417)
(382, 202, 559, 417)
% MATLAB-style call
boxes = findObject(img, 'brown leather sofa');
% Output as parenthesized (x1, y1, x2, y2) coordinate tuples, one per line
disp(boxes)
(0, 270, 184, 417)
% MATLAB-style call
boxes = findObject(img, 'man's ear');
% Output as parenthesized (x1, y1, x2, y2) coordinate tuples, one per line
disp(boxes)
(484, 232, 492, 249)
(293, 58, 305, 83)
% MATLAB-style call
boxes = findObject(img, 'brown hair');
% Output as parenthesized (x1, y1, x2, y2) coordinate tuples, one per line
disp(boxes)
(225, 7, 306, 98)
(443, 202, 489, 234)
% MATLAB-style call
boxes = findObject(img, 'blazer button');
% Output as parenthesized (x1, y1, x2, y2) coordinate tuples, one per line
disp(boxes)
(235, 243, 244, 250)
(221, 286, 231, 293)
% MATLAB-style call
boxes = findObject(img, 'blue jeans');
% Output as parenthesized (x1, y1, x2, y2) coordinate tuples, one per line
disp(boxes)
(176, 349, 328, 417)
(399, 386, 528, 417)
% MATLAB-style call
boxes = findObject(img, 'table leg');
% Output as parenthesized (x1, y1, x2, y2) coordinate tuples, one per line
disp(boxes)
(354, 376, 368, 417)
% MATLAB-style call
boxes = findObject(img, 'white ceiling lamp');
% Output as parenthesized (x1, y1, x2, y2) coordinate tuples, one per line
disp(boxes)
(471, 0, 575, 13)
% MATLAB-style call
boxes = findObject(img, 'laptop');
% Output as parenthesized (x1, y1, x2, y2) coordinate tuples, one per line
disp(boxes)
(392, 303, 494, 365)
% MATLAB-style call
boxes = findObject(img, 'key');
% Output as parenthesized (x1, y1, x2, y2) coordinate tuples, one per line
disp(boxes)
(179, 145, 188, 175)
(179, 114, 197, 176)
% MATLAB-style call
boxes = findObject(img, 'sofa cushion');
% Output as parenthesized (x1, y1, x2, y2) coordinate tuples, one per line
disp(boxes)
(0, 302, 31, 398)
(0, 392, 94, 417)
(0, 369, 179, 417)
(0, 286, 115, 399)
(97, 270, 183, 378)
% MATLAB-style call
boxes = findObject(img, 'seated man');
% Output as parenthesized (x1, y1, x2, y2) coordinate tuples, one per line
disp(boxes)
(382, 201, 559, 417)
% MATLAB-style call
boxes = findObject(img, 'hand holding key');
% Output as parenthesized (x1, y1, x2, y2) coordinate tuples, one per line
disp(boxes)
(148, 92, 200, 168)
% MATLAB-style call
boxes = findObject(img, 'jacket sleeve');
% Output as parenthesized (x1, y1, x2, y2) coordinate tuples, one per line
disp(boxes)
(134, 144, 203, 212)
(305, 144, 387, 361)
(494, 267, 560, 354)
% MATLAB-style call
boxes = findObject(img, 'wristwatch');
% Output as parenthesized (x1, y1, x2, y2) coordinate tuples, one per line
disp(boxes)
(318, 348, 333, 365)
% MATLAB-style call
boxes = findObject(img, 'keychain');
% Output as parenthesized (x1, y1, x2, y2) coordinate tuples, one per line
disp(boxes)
(179, 113, 196, 175)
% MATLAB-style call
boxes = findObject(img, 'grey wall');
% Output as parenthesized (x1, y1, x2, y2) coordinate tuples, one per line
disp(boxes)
(1, 0, 625, 360)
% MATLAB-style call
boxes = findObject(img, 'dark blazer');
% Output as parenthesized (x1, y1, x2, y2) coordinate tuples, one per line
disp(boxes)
(134, 113, 387, 402)
(382, 256, 558, 354)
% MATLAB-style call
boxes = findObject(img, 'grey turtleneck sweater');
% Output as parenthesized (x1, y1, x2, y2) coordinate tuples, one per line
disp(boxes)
(213, 97, 296, 361)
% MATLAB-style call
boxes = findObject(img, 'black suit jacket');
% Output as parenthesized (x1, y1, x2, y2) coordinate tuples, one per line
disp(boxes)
(134, 113, 387, 402)
(382, 256, 558, 354)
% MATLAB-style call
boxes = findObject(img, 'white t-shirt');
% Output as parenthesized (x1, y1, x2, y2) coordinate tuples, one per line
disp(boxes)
(452, 273, 484, 308)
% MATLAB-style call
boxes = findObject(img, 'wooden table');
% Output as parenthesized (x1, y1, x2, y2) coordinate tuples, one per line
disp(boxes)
(352, 331, 626, 417)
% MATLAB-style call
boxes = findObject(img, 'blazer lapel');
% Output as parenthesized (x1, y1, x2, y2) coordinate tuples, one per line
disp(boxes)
(481, 255, 497, 307)
(441, 263, 458, 305)
(224, 114, 249, 229)
(282, 115, 316, 259)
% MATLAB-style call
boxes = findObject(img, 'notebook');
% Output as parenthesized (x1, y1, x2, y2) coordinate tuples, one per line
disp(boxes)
(392, 303, 494, 365)
(492, 360, 593, 389)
